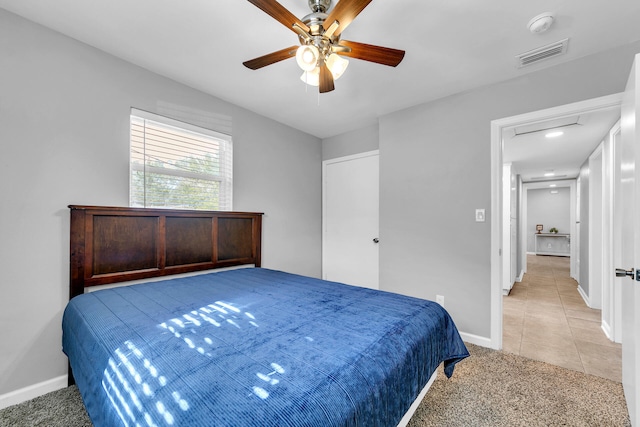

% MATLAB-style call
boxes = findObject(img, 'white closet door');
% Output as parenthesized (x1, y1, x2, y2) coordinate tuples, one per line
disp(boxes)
(323, 151, 379, 289)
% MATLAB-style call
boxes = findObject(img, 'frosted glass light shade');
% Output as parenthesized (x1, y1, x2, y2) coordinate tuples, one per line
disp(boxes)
(326, 54, 349, 80)
(296, 45, 320, 71)
(300, 68, 320, 86)
(300, 54, 350, 87)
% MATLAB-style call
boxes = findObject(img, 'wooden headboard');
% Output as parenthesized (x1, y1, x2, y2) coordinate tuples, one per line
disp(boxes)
(69, 205, 263, 299)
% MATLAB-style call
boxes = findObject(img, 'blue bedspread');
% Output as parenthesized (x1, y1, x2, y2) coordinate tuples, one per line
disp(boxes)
(62, 268, 468, 426)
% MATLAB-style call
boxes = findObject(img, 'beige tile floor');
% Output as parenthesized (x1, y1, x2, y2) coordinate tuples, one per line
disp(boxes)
(503, 254, 622, 382)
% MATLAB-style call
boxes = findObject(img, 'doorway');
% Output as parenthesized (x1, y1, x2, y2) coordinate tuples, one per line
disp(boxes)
(490, 93, 624, 350)
(492, 94, 624, 380)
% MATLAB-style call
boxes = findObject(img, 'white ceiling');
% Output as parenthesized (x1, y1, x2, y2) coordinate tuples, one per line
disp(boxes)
(503, 107, 621, 182)
(1, 0, 639, 178)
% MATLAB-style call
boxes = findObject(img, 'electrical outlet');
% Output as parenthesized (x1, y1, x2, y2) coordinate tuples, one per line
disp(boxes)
(475, 209, 485, 222)
(436, 295, 444, 307)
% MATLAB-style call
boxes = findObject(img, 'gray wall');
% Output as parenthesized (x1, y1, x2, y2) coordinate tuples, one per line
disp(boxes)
(377, 42, 640, 338)
(0, 9, 321, 396)
(527, 187, 571, 253)
(322, 123, 379, 160)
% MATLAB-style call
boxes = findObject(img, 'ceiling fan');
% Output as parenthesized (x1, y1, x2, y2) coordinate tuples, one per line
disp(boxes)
(243, 0, 405, 93)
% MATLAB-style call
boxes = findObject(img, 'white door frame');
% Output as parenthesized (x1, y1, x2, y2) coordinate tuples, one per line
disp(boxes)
(588, 142, 605, 310)
(575, 176, 582, 284)
(609, 121, 623, 343)
(519, 178, 577, 262)
(502, 163, 514, 294)
(490, 93, 623, 349)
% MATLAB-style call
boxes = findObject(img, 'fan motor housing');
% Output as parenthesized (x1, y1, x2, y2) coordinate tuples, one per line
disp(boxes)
(301, 12, 328, 36)
(308, 0, 331, 13)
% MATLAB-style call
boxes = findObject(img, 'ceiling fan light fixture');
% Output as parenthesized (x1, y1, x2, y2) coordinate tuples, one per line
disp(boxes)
(300, 68, 320, 86)
(296, 45, 320, 71)
(300, 54, 349, 87)
(244, 0, 405, 93)
(326, 53, 349, 80)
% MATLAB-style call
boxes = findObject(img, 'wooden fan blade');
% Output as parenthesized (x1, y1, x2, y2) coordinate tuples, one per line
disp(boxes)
(243, 46, 298, 70)
(338, 40, 405, 67)
(247, 0, 310, 33)
(319, 63, 335, 93)
(323, 0, 372, 37)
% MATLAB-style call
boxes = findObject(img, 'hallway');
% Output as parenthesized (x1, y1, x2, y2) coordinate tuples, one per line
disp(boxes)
(503, 254, 622, 382)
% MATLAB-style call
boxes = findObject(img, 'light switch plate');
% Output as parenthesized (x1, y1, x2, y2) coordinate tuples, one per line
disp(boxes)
(475, 209, 485, 222)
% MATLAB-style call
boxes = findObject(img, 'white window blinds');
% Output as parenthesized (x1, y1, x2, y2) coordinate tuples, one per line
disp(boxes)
(130, 110, 232, 211)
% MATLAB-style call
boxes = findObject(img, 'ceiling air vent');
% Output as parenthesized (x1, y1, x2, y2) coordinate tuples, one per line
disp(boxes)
(530, 174, 567, 181)
(513, 115, 582, 136)
(516, 38, 569, 68)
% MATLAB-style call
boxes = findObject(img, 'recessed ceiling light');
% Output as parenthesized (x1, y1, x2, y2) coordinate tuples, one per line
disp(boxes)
(544, 172, 555, 177)
(550, 190, 559, 194)
(549, 184, 557, 187)
(545, 131, 564, 138)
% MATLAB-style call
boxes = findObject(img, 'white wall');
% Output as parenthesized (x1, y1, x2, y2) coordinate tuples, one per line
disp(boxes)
(527, 187, 571, 253)
(0, 9, 321, 398)
(378, 41, 640, 339)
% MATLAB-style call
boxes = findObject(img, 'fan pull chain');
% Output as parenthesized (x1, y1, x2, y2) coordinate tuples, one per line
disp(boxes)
(300, 72, 320, 105)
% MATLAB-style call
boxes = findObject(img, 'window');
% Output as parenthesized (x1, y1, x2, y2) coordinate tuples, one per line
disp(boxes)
(130, 109, 232, 211)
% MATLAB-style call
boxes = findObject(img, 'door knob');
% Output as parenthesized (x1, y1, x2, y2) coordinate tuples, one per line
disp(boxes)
(373, 238, 379, 243)
(616, 268, 639, 280)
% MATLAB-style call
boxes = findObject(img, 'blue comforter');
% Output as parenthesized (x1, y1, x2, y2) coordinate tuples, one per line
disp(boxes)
(62, 268, 468, 426)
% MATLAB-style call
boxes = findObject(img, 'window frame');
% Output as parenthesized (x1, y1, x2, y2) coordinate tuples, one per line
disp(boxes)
(129, 108, 233, 211)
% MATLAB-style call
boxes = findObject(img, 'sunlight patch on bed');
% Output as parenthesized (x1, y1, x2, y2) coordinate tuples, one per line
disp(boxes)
(101, 300, 273, 422)
(252, 386, 269, 399)
(251, 362, 286, 400)
(216, 301, 241, 313)
(102, 341, 190, 426)
(158, 301, 260, 361)
(161, 301, 259, 341)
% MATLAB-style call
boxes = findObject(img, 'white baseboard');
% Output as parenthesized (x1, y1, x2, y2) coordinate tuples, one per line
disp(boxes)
(577, 285, 590, 307)
(516, 270, 525, 282)
(601, 321, 613, 341)
(0, 375, 67, 410)
(460, 332, 492, 348)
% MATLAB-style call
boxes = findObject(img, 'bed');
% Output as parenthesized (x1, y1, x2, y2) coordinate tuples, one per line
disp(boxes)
(63, 205, 469, 426)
